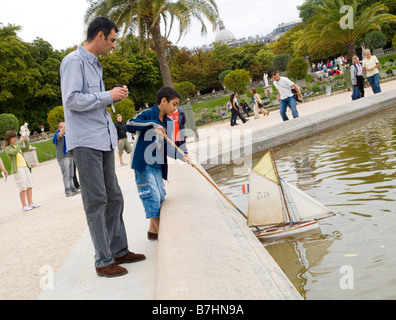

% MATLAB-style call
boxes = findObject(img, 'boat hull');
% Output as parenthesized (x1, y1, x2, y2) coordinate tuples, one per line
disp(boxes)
(252, 221, 319, 240)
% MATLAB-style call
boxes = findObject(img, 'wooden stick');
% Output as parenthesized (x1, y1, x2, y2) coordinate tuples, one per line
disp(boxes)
(162, 134, 248, 220)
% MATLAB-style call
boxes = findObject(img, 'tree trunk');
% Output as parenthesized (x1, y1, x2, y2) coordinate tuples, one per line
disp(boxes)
(345, 41, 357, 62)
(150, 18, 173, 88)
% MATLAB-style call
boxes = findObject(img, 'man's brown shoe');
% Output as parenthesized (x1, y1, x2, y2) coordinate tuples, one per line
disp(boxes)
(96, 263, 128, 278)
(147, 231, 158, 240)
(114, 251, 146, 264)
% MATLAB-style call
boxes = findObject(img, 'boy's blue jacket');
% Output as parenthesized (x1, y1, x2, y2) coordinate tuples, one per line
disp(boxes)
(125, 105, 188, 181)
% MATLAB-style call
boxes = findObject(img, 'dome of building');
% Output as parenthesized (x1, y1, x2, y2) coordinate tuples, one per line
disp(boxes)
(215, 20, 235, 43)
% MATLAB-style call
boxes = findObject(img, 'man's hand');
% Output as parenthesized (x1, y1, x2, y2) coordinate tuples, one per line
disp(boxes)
(110, 85, 129, 102)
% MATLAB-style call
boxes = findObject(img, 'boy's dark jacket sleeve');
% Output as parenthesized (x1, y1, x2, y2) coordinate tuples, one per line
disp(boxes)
(125, 111, 161, 133)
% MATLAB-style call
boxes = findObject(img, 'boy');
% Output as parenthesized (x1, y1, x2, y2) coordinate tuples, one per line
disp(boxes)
(126, 87, 191, 240)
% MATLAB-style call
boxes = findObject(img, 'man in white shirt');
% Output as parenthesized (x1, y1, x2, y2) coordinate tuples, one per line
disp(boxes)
(271, 71, 302, 121)
(362, 49, 381, 94)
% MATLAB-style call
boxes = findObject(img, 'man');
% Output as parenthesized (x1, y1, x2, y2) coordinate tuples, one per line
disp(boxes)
(363, 49, 381, 94)
(52, 122, 80, 197)
(271, 71, 302, 121)
(60, 16, 145, 278)
(114, 114, 132, 166)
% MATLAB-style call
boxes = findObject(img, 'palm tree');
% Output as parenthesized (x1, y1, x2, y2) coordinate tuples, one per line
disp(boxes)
(85, 0, 219, 87)
(296, 0, 396, 59)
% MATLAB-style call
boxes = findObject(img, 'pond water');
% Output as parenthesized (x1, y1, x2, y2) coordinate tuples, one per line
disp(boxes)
(209, 106, 396, 300)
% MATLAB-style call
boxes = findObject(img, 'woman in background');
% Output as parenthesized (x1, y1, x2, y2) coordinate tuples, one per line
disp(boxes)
(4, 131, 40, 212)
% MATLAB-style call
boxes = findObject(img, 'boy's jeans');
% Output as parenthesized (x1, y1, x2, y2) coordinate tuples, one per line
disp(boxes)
(280, 96, 299, 121)
(73, 147, 129, 268)
(135, 165, 166, 219)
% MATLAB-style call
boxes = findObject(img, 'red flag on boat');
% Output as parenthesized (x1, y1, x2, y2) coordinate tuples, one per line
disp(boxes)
(242, 184, 249, 194)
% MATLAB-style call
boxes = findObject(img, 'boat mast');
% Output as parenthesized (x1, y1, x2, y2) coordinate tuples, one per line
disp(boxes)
(270, 149, 293, 224)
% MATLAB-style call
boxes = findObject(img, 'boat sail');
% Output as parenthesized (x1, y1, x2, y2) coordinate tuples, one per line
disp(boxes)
(248, 150, 334, 239)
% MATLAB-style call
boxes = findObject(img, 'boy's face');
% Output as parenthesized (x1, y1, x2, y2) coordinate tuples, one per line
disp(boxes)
(161, 97, 180, 115)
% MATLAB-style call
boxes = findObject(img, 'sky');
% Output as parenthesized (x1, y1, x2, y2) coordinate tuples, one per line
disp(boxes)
(0, 0, 305, 51)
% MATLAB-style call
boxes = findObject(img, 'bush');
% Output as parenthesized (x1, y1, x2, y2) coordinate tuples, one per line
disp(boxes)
(287, 57, 309, 80)
(0, 113, 19, 139)
(47, 106, 64, 131)
(219, 70, 232, 85)
(174, 81, 196, 102)
(107, 98, 135, 122)
(223, 69, 251, 94)
(273, 53, 291, 72)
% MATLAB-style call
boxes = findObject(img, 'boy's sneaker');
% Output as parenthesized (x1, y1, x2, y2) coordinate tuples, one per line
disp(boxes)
(22, 205, 33, 212)
(120, 162, 127, 167)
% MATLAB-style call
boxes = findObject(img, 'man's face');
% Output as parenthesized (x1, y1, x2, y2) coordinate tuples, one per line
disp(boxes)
(272, 73, 280, 81)
(98, 29, 117, 56)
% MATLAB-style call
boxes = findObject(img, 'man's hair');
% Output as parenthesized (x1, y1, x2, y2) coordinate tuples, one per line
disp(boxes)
(156, 87, 181, 105)
(271, 71, 279, 77)
(86, 16, 118, 42)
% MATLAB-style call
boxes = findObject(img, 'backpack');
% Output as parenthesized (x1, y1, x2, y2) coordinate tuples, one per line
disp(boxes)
(227, 101, 232, 110)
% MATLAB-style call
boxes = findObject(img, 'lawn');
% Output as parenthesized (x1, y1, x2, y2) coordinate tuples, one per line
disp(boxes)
(0, 140, 56, 177)
(191, 87, 269, 126)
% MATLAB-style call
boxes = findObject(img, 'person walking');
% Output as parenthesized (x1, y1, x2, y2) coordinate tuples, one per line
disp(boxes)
(350, 56, 365, 99)
(4, 131, 40, 212)
(250, 88, 269, 119)
(271, 71, 301, 121)
(53, 122, 80, 197)
(115, 114, 132, 166)
(60, 16, 145, 278)
(363, 49, 381, 94)
(229, 93, 247, 126)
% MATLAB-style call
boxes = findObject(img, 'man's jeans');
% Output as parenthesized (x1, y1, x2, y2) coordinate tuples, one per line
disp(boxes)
(367, 73, 381, 94)
(57, 156, 76, 195)
(73, 147, 129, 268)
(280, 96, 299, 121)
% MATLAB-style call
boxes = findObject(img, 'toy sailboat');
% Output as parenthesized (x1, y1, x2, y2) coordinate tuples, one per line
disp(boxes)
(247, 150, 334, 240)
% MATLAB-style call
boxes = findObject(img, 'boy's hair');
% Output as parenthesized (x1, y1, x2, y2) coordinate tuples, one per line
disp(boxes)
(86, 17, 118, 42)
(156, 87, 181, 105)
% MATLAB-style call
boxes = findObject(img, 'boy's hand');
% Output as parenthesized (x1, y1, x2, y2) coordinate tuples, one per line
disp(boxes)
(155, 125, 167, 138)
(183, 154, 192, 165)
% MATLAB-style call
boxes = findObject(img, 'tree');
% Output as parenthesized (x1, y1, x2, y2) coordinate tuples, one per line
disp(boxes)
(296, 0, 396, 59)
(287, 57, 309, 80)
(256, 49, 275, 73)
(273, 53, 291, 72)
(85, 0, 219, 87)
(223, 69, 250, 95)
(0, 24, 60, 130)
(365, 30, 388, 51)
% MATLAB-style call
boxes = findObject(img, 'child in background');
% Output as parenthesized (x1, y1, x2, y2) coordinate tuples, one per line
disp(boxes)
(4, 131, 40, 212)
(126, 87, 191, 240)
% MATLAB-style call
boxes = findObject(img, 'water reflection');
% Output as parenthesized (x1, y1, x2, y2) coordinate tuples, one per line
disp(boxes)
(209, 106, 396, 299)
